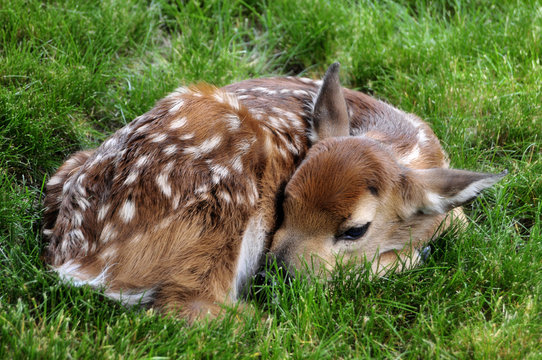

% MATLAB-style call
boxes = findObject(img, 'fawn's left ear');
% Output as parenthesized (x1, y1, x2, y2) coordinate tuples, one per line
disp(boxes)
(402, 168, 508, 216)
(310, 63, 349, 141)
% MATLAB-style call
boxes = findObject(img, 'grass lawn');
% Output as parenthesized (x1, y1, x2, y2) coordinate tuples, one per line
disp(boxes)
(1, 0, 541, 358)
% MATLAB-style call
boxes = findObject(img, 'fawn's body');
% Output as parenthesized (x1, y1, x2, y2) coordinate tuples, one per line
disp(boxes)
(43, 64, 504, 320)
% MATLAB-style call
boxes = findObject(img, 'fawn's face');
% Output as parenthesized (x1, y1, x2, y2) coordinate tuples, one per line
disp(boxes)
(271, 136, 506, 277)
(271, 137, 412, 276)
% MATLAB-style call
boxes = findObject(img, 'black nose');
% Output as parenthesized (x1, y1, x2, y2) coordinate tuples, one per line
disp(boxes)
(420, 245, 432, 263)
(250, 253, 294, 305)
(253, 253, 294, 288)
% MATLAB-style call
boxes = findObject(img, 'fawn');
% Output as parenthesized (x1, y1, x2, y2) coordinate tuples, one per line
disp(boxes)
(42, 63, 506, 321)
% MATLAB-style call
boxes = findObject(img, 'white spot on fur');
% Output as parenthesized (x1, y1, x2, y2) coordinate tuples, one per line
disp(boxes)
(72, 211, 83, 227)
(219, 190, 232, 204)
(150, 133, 168, 143)
(293, 89, 309, 96)
(169, 99, 185, 114)
(298, 77, 314, 84)
(103, 137, 118, 149)
(267, 116, 283, 130)
(173, 87, 190, 95)
(100, 222, 116, 243)
(417, 130, 429, 144)
(184, 135, 222, 157)
(237, 95, 251, 100)
(231, 155, 243, 173)
(105, 288, 155, 306)
(43, 229, 53, 236)
(225, 114, 241, 130)
(195, 184, 209, 194)
(135, 155, 150, 168)
(210, 164, 230, 184)
(170, 116, 187, 130)
(119, 200, 136, 223)
(135, 124, 150, 134)
(213, 91, 240, 111)
(98, 204, 110, 222)
(272, 107, 303, 128)
(279, 89, 291, 94)
(400, 144, 421, 165)
(53, 260, 109, 288)
(47, 175, 63, 186)
(124, 171, 139, 185)
(77, 197, 90, 212)
(232, 214, 267, 299)
(100, 246, 117, 262)
(172, 194, 181, 210)
(163, 144, 178, 155)
(156, 172, 172, 198)
(180, 133, 194, 141)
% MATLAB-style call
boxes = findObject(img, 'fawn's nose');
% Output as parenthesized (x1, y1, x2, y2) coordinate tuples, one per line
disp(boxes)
(256, 251, 294, 285)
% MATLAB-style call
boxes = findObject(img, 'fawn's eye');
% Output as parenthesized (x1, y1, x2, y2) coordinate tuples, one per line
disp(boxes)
(336, 222, 371, 241)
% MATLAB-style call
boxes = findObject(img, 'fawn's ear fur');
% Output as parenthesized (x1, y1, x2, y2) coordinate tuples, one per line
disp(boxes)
(311, 63, 350, 140)
(402, 168, 507, 217)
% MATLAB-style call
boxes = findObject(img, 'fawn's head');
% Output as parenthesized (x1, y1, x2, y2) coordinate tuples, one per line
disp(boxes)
(270, 63, 506, 277)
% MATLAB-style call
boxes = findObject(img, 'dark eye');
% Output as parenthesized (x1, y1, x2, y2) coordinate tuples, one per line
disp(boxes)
(337, 222, 371, 241)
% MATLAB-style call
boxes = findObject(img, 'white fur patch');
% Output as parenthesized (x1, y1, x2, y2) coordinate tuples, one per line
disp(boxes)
(163, 144, 178, 155)
(170, 116, 187, 130)
(293, 89, 309, 96)
(53, 260, 109, 288)
(184, 135, 222, 157)
(172, 194, 181, 210)
(124, 171, 139, 185)
(135, 155, 150, 168)
(213, 91, 240, 111)
(105, 288, 155, 306)
(219, 190, 232, 204)
(97, 204, 110, 222)
(135, 124, 150, 134)
(150, 133, 168, 143)
(47, 175, 63, 186)
(119, 200, 136, 223)
(232, 214, 267, 299)
(195, 184, 209, 194)
(179, 133, 195, 141)
(231, 155, 243, 173)
(72, 211, 83, 227)
(169, 99, 185, 114)
(399, 144, 421, 165)
(156, 172, 172, 198)
(100, 222, 116, 243)
(225, 114, 241, 130)
(210, 163, 230, 184)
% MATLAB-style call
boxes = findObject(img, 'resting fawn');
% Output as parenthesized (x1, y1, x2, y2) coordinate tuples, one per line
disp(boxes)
(42, 63, 506, 321)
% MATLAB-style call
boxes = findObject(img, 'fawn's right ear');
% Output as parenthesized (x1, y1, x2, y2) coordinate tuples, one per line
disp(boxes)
(400, 168, 507, 218)
(310, 63, 350, 141)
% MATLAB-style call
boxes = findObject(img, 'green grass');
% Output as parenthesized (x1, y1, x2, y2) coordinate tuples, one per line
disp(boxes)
(1, 0, 541, 358)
